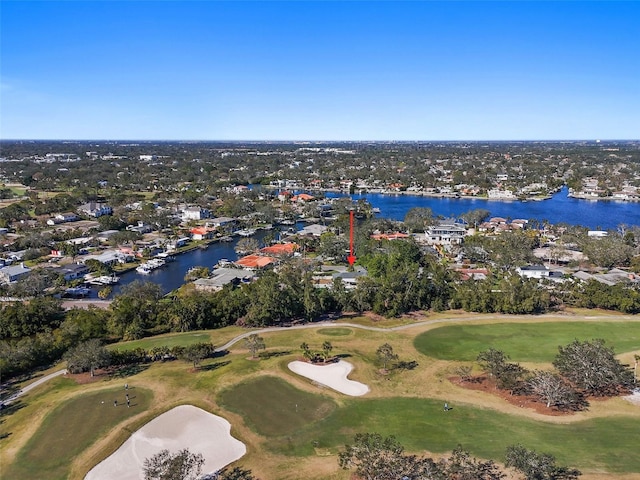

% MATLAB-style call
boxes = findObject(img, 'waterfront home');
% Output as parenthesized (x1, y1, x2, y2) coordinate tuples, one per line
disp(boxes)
(260, 243, 298, 256)
(298, 224, 328, 237)
(235, 254, 276, 270)
(487, 189, 516, 199)
(291, 193, 315, 203)
(425, 220, 466, 245)
(0, 263, 31, 285)
(80, 250, 133, 266)
(210, 217, 236, 228)
(190, 226, 215, 241)
(59, 263, 90, 281)
(194, 268, 255, 292)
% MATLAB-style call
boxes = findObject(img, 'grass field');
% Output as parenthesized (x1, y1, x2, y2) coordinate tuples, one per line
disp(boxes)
(414, 321, 640, 362)
(109, 328, 245, 352)
(3, 312, 640, 480)
(216, 376, 640, 472)
(3, 387, 152, 480)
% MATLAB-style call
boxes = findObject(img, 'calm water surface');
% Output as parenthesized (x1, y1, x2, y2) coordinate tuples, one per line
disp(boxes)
(330, 186, 640, 229)
(102, 188, 638, 297)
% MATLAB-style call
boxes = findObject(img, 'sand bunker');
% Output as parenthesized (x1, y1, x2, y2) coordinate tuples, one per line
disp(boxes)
(85, 405, 245, 480)
(288, 360, 369, 396)
(623, 389, 640, 406)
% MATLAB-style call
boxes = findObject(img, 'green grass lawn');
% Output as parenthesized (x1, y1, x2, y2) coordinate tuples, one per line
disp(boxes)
(219, 376, 337, 438)
(317, 328, 353, 336)
(4, 387, 152, 480)
(414, 322, 640, 362)
(109, 331, 215, 352)
(218, 377, 640, 472)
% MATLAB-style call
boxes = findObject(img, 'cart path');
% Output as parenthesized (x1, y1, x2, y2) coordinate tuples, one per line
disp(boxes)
(7, 312, 639, 403)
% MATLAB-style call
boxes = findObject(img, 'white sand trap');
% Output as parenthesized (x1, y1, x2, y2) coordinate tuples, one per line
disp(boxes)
(85, 405, 246, 480)
(623, 389, 640, 406)
(288, 360, 369, 396)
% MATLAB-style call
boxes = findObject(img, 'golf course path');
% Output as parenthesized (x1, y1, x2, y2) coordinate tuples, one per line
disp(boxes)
(8, 312, 639, 402)
(2, 368, 68, 405)
(215, 312, 640, 351)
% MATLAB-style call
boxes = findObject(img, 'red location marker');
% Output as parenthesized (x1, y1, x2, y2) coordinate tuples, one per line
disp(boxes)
(347, 210, 356, 265)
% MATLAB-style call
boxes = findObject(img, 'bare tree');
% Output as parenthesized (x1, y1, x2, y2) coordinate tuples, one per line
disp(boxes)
(527, 370, 586, 410)
(244, 333, 266, 359)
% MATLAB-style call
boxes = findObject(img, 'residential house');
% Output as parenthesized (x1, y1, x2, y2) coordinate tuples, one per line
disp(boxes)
(78, 202, 113, 217)
(210, 217, 236, 228)
(182, 206, 209, 221)
(47, 212, 80, 225)
(0, 263, 31, 284)
(127, 222, 154, 234)
(515, 265, 562, 281)
(81, 250, 132, 266)
(426, 220, 466, 245)
(234, 254, 276, 270)
(371, 232, 410, 241)
(59, 263, 90, 281)
(194, 268, 255, 292)
(298, 224, 328, 237)
(260, 243, 298, 256)
(190, 226, 215, 241)
(572, 269, 638, 286)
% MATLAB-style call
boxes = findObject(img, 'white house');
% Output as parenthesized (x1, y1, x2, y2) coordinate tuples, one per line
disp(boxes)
(78, 202, 113, 218)
(182, 206, 209, 221)
(516, 265, 555, 280)
(426, 220, 466, 245)
(298, 224, 328, 237)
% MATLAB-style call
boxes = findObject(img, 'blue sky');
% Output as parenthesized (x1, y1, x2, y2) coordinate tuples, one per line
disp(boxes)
(1, 1, 639, 141)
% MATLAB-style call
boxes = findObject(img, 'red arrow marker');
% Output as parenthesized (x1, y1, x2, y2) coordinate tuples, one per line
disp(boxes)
(347, 210, 356, 265)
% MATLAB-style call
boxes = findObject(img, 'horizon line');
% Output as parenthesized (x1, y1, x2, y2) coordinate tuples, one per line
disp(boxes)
(2, 138, 638, 143)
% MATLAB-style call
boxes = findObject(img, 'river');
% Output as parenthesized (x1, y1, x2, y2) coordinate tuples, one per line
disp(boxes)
(328, 186, 640, 230)
(97, 187, 637, 298)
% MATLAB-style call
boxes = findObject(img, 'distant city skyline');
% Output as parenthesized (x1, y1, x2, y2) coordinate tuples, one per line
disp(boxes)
(1, 1, 639, 141)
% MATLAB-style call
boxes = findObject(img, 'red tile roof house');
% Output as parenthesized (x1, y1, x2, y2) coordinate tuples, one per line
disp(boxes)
(291, 193, 315, 203)
(234, 254, 277, 270)
(190, 226, 215, 240)
(259, 243, 299, 256)
(370, 232, 410, 241)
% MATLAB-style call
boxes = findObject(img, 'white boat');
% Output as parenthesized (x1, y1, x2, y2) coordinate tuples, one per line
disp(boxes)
(217, 259, 233, 268)
(157, 252, 174, 261)
(148, 258, 166, 268)
(236, 228, 257, 237)
(65, 287, 91, 296)
(136, 264, 153, 274)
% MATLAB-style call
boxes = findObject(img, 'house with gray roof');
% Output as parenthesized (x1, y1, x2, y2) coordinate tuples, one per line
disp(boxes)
(0, 263, 31, 284)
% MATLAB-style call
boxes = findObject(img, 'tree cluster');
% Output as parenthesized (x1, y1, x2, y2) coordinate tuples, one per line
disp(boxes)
(475, 339, 633, 411)
(338, 432, 581, 480)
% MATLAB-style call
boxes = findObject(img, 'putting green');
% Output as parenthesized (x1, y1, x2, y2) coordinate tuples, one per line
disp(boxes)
(218, 375, 337, 438)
